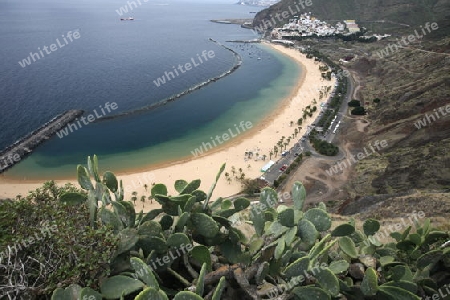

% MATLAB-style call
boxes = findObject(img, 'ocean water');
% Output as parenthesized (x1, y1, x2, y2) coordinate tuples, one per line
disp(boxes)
(0, 0, 301, 179)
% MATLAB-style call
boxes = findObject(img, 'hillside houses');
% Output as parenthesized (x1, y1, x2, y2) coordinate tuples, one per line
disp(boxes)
(271, 13, 359, 39)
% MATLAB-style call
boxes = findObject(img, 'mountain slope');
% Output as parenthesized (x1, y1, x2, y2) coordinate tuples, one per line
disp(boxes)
(253, 0, 450, 35)
(256, 0, 450, 216)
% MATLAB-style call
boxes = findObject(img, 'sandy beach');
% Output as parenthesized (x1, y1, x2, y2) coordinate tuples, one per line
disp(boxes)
(0, 43, 334, 211)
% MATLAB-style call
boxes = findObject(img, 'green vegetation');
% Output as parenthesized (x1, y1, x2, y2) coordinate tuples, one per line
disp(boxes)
(351, 106, 367, 115)
(0, 181, 118, 298)
(1, 156, 448, 299)
(348, 99, 361, 107)
(309, 130, 339, 156)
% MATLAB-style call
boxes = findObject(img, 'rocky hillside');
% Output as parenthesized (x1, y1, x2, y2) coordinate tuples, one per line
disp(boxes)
(255, 0, 450, 219)
(253, 0, 450, 34)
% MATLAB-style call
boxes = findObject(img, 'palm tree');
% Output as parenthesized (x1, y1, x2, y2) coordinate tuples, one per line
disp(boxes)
(269, 151, 273, 160)
(274, 146, 278, 157)
(144, 184, 148, 192)
(238, 168, 243, 174)
(131, 191, 138, 205)
(290, 121, 294, 127)
(226, 177, 232, 184)
(294, 128, 299, 137)
(140, 195, 146, 209)
(262, 154, 267, 161)
(225, 172, 230, 179)
(231, 166, 236, 176)
(284, 142, 288, 150)
(247, 164, 251, 170)
(148, 195, 153, 204)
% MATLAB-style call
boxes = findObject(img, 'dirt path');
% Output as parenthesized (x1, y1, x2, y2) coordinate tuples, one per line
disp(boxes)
(279, 118, 370, 208)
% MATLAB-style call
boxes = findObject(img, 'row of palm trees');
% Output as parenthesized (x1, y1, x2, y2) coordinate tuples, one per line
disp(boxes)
(223, 85, 335, 185)
(224, 166, 246, 184)
(266, 84, 332, 161)
(130, 183, 155, 209)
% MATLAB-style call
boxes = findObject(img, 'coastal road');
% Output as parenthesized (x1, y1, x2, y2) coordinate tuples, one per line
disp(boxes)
(326, 69, 354, 143)
(261, 69, 355, 185)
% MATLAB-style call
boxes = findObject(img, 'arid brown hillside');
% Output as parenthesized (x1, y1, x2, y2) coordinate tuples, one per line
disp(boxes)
(254, 0, 450, 36)
(263, 5, 450, 218)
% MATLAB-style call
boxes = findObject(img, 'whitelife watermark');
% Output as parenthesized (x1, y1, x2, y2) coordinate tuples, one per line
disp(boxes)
(124, 172, 156, 193)
(364, 211, 426, 247)
(326, 140, 388, 176)
(0, 152, 20, 172)
(376, 22, 439, 58)
(414, 104, 450, 129)
(153, 50, 216, 87)
(18, 30, 81, 68)
(424, 283, 450, 300)
(252, 0, 313, 35)
(190, 121, 253, 157)
(267, 262, 329, 298)
(115, 0, 149, 17)
(230, 191, 291, 226)
(249, 191, 291, 220)
(56, 102, 118, 138)
(132, 243, 193, 279)
(0, 222, 58, 262)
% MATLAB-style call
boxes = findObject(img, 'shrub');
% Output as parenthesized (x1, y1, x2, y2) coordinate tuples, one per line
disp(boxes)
(241, 178, 261, 195)
(0, 181, 118, 298)
(348, 99, 361, 107)
(351, 106, 367, 115)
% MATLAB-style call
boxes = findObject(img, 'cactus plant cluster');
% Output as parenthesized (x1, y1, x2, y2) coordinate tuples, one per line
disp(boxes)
(248, 183, 450, 299)
(51, 156, 449, 299)
(53, 156, 247, 299)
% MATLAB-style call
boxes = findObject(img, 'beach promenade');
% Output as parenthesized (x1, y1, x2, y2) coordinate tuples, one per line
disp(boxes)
(0, 44, 331, 206)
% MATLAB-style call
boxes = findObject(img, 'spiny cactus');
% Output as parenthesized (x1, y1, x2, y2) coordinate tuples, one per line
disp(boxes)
(50, 156, 449, 300)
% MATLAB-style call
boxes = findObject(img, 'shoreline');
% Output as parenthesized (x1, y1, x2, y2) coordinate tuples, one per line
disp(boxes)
(0, 44, 334, 207)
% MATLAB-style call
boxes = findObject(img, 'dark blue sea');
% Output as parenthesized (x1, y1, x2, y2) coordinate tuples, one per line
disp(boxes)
(0, 0, 301, 179)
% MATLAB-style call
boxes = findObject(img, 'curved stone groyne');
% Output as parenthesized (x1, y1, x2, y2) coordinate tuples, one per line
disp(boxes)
(98, 38, 243, 121)
(0, 110, 84, 174)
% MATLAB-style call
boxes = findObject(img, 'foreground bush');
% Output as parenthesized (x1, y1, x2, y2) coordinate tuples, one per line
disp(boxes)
(0, 181, 118, 299)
